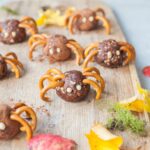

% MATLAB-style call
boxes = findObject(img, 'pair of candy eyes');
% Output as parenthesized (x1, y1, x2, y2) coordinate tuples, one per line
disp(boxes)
(81, 16, 94, 23)
(62, 84, 82, 93)
(49, 47, 61, 55)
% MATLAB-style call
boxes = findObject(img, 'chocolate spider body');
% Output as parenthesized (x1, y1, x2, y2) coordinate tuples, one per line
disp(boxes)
(0, 20, 26, 44)
(0, 55, 7, 79)
(0, 17, 38, 44)
(83, 39, 136, 68)
(75, 8, 98, 31)
(0, 104, 20, 140)
(68, 8, 111, 34)
(29, 34, 83, 65)
(56, 70, 90, 102)
(95, 40, 127, 68)
(0, 52, 23, 79)
(43, 35, 71, 63)
(0, 103, 37, 140)
(39, 67, 105, 102)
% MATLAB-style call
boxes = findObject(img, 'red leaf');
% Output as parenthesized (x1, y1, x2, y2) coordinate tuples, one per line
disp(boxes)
(143, 66, 150, 77)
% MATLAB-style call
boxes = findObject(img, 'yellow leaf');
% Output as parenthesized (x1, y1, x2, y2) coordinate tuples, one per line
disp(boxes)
(119, 84, 150, 113)
(36, 7, 75, 27)
(86, 123, 123, 150)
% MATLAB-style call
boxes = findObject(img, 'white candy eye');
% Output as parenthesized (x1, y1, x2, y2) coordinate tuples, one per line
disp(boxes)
(49, 48, 54, 55)
(89, 16, 94, 22)
(56, 48, 61, 53)
(3, 32, 9, 38)
(107, 51, 112, 59)
(12, 31, 16, 37)
(116, 50, 120, 55)
(82, 17, 87, 23)
(66, 87, 72, 93)
(0, 122, 6, 130)
(76, 84, 82, 91)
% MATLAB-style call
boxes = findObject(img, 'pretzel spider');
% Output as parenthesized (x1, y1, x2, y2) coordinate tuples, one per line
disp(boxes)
(67, 8, 111, 34)
(83, 39, 136, 68)
(0, 16, 38, 44)
(28, 34, 84, 64)
(0, 52, 23, 79)
(39, 67, 105, 102)
(0, 102, 37, 140)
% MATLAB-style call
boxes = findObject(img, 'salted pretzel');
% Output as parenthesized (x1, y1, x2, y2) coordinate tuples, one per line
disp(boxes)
(28, 34, 84, 65)
(19, 16, 38, 35)
(67, 8, 111, 34)
(0, 16, 38, 44)
(10, 103, 37, 140)
(83, 39, 135, 68)
(0, 103, 37, 140)
(0, 52, 23, 79)
(39, 67, 105, 102)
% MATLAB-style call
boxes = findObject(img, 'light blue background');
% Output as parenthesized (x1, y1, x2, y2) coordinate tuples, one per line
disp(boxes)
(0, 0, 150, 89)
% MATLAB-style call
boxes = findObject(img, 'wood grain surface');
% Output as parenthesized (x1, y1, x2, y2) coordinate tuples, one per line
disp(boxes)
(0, 0, 149, 149)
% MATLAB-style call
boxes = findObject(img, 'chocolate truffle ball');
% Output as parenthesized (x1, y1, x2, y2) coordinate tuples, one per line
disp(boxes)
(95, 39, 127, 68)
(56, 70, 90, 102)
(0, 104, 20, 140)
(0, 55, 7, 79)
(43, 34, 71, 63)
(76, 8, 97, 31)
(0, 19, 26, 44)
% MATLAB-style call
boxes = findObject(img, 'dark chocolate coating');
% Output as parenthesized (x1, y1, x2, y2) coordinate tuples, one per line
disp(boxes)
(95, 39, 127, 68)
(76, 8, 98, 31)
(0, 55, 7, 79)
(43, 34, 71, 63)
(56, 70, 90, 102)
(0, 104, 20, 140)
(0, 19, 26, 44)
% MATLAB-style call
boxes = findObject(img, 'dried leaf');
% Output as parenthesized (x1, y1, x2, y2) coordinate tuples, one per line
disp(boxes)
(86, 123, 123, 150)
(119, 84, 150, 113)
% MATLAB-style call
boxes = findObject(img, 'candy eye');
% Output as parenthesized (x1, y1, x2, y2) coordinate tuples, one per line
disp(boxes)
(66, 87, 73, 93)
(89, 16, 94, 22)
(49, 48, 54, 55)
(82, 17, 87, 23)
(76, 84, 82, 91)
(0, 122, 6, 130)
(56, 48, 61, 53)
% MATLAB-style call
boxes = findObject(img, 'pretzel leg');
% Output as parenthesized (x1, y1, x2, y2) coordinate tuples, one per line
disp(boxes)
(28, 34, 47, 46)
(84, 43, 99, 58)
(95, 8, 105, 16)
(40, 82, 64, 102)
(68, 14, 81, 34)
(20, 16, 38, 35)
(83, 50, 98, 68)
(5, 58, 23, 70)
(46, 68, 64, 76)
(95, 16, 111, 35)
(83, 79, 102, 100)
(119, 42, 136, 60)
(5, 59, 21, 78)
(5, 52, 18, 60)
(83, 67, 100, 75)
(10, 113, 32, 140)
(66, 42, 83, 65)
(39, 74, 64, 90)
(83, 72, 105, 91)
(14, 106, 37, 131)
(29, 41, 46, 60)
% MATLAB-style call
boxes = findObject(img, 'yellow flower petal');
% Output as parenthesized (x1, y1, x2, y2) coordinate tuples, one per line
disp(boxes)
(119, 84, 150, 113)
(86, 123, 123, 150)
(36, 7, 75, 27)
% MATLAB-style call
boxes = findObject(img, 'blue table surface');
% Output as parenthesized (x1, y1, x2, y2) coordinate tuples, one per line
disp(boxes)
(0, 0, 150, 89)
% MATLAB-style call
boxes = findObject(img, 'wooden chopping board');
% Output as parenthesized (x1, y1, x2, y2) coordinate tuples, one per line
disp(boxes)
(0, 0, 149, 149)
